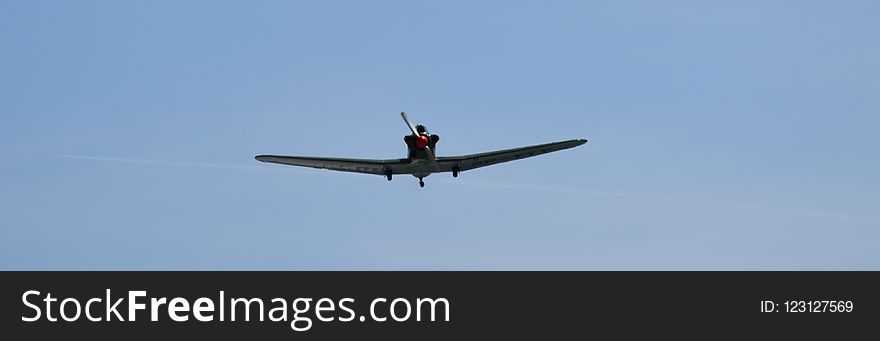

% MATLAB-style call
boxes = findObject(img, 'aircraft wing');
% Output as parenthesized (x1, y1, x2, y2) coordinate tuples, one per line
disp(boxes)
(435, 139, 587, 172)
(255, 155, 409, 175)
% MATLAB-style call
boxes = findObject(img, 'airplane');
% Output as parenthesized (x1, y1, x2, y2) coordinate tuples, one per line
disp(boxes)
(255, 112, 587, 187)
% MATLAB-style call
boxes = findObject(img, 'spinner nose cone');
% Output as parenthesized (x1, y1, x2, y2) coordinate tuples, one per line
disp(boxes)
(416, 135, 430, 149)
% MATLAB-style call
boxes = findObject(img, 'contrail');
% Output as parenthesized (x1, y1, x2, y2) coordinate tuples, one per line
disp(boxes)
(55, 153, 363, 177)
(56, 154, 276, 172)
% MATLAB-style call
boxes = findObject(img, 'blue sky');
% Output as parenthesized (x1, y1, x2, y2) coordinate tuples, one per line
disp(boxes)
(2, 1, 878, 269)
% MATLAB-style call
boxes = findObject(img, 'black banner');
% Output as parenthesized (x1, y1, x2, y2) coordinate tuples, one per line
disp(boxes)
(2, 272, 877, 338)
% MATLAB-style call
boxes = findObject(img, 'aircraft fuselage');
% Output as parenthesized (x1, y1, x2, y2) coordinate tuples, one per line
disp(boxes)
(403, 132, 440, 179)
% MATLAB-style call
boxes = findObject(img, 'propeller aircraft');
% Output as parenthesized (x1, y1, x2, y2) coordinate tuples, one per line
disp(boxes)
(256, 112, 587, 187)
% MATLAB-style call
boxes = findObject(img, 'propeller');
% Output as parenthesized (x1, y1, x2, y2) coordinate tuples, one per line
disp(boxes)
(423, 139, 437, 161)
(400, 112, 439, 166)
(401, 111, 430, 149)
(400, 112, 419, 136)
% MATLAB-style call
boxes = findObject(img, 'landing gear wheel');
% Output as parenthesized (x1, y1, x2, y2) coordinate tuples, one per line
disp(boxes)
(452, 168, 459, 178)
(386, 173, 392, 181)
(419, 179, 425, 188)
